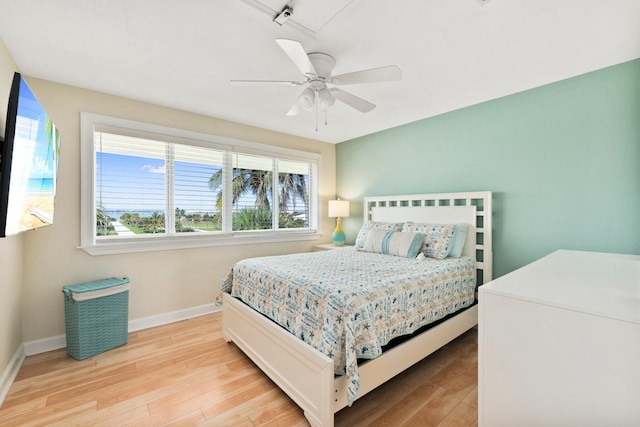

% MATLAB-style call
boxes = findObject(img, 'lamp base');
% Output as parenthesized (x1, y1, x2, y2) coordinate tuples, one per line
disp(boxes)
(332, 217, 345, 246)
(332, 233, 345, 246)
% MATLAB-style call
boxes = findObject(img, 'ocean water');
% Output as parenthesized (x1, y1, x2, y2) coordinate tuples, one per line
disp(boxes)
(102, 209, 218, 221)
(27, 178, 54, 194)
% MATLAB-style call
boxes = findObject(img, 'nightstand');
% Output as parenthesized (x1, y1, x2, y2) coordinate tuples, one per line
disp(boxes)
(313, 243, 352, 252)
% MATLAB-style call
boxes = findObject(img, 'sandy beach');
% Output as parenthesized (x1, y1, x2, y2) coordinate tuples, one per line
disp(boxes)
(18, 194, 54, 230)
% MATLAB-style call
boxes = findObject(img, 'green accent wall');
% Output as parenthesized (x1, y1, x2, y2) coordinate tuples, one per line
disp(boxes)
(337, 59, 640, 278)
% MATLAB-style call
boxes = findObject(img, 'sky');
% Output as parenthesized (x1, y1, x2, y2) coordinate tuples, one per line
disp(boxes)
(13, 77, 57, 182)
(96, 152, 221, 213)
(96, 150, 311, 217)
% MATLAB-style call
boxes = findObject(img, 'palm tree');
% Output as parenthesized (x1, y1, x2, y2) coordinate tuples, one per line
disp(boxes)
(232, 208, 272, 230)
(208, 168, 273, 210)
(145, 211, 164, 233)
(44, 117, 61, 193)
(208, 167, 310, 229)
(279, 173, 309, 222)
(96, 208, 113, 236)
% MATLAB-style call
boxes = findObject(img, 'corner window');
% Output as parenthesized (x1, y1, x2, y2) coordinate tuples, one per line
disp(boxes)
(81, 113, 319, 255)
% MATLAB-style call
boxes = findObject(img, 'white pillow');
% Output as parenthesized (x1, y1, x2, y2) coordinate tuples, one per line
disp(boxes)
(362, 230, 426, 258)
(354, 221, 403, 249)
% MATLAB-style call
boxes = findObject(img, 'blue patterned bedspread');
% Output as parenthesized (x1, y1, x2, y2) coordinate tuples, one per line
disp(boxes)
(221, 247, 476, 405)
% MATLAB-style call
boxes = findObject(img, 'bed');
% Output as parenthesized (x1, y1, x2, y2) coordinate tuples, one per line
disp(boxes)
(222, 191, 492, 427)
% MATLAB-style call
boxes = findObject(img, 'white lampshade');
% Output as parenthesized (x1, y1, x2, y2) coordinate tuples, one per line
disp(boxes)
(328, 199, 349, 218)
(298, 87, 315, 110)
(318, 87, 335, 111)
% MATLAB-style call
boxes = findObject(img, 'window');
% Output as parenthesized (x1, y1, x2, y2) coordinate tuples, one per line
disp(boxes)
(81, 113, 320, 255)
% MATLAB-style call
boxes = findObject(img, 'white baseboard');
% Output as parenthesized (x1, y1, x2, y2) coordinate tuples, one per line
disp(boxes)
(128, 302, 220, 332)
(0, 344, 25, 407)
(23, 302, 221, 356)
(23, 334, 66, 356)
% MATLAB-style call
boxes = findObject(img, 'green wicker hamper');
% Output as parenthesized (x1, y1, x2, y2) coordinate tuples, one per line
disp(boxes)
(62, 277, 130, 360)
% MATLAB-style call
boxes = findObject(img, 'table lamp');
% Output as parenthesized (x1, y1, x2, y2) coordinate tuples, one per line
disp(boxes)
(328, 199, 350, 246)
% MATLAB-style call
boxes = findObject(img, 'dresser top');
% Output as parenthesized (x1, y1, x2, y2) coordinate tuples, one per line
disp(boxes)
(480, 250, 640, 324)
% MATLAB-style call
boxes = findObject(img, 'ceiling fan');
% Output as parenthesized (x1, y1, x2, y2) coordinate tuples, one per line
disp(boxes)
(232, 39, 402, 130)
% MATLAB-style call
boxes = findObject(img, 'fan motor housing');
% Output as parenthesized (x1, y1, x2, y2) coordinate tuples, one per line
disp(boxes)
(308, 52, 336, 79)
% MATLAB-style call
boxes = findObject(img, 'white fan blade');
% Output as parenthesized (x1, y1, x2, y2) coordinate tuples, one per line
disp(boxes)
(230, 79, 305, 85)
(330, 88, 375, 113)
(330, 65, 402, 85)
(275, 39, 317, 77)
(286, 103, 301, 116)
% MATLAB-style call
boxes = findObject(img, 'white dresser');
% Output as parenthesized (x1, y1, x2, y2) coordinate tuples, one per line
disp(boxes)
(478, 250, 640, 426)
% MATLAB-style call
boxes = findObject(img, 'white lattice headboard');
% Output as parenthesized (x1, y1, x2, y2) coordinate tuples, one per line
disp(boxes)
(363, 191, 492, 285)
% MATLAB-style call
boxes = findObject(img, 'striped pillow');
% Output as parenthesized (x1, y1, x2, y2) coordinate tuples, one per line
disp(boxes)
(362, 230, 426, 258)
(354, 221, 403, 249)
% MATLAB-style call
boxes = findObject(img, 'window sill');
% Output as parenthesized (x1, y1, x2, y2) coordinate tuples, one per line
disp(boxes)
(79, 231, 322, 256)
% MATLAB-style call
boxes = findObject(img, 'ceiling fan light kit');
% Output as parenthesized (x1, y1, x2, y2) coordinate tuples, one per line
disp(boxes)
(298, 87, 315, 110)
(318, 88, 335, 110)
(232, 39, 401, 131)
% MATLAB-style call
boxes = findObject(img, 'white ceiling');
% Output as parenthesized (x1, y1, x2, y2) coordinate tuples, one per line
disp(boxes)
(0, 0, 638, 144)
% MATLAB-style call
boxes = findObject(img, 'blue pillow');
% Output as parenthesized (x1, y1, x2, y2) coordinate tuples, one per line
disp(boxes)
(448, 223, 469, 258)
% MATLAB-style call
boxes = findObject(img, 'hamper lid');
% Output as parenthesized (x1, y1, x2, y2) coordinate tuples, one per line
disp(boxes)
(63, 277, 130, 301)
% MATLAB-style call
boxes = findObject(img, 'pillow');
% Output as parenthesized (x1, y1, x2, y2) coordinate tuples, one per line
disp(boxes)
(354, 221, 403, 249)
(401, 222, 456, 259)
(448, 223, 469, 258)
(362, 230, 426, 258)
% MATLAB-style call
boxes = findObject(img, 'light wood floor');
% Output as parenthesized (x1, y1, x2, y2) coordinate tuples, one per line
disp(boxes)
(0, 312, 478, 426)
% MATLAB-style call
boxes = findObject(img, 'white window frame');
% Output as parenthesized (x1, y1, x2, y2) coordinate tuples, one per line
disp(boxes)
(80, 113, 321, 255)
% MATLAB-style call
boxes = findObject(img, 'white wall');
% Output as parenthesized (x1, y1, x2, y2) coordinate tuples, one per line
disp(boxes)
(0, 38, 24, 394)
(19, 78, 336, 343)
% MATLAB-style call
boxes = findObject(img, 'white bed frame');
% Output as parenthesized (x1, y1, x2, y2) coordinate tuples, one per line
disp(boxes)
(222, 191, 492, 427)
